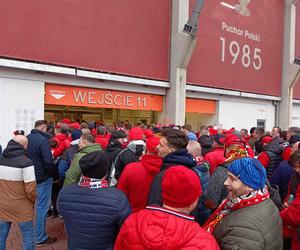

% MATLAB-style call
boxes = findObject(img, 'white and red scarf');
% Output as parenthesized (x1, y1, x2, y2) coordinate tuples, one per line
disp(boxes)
(204, 186, 270, 233)
(78, 175, 109, 189)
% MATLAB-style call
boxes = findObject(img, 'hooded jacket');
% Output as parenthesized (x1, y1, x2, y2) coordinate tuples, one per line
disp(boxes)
(264, 140, 283, 179)
(204, 147, 225, 174)
(148, 149, 196, 206)
(214, 199, 282, 250)
(95, 134, 109, 149)
(114, 140, 146, 180)
(106, 140, 123, 164)
(52, 133, 71, 158)
(281, 184, 300, 250)
(58, 139, 79, 180)
(117, 154, 162, 212)
(64, 143, 102, 186)
(114, 206, 220, 250)
(58, 183, 131, 250)
(0, 140, 36, 222)
(27, 129, 54, 184)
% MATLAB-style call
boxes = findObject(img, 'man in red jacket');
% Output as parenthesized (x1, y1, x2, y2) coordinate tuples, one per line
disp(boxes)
(115, 166, 220, 250)
(95, 126, 109, 149)
(117, 136, 162, 212)
(204, 134, 225, 174)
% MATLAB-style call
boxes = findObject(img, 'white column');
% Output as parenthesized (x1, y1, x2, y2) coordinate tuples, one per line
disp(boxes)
(279, 0, 300, 130)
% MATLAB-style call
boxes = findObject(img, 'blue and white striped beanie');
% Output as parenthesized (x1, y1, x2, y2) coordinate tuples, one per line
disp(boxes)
(227, 158, 266, 190)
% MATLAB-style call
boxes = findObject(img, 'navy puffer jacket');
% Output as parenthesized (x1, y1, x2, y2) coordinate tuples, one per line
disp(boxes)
(58, 184, 131, 250)
(27, 129, 53, 184)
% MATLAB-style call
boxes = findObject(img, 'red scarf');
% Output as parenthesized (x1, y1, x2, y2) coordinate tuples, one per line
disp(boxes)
(79, 175, 109, 189)
(225, 144, 248, 163)
(203, 186, 270, 233)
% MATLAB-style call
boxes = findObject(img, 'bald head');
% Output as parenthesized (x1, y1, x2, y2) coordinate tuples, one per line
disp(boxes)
(187, 140, 201, 158)
(13, 135, 28, 149)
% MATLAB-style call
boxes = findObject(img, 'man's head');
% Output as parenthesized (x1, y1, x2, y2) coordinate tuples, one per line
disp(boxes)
(13, 135, 28, 149)
(288, 150, 300, 176)
(250, 127, 256, 136)
(287, 127, 300, 141)
(162, 166, 202, 213)
(97, 126, 106, 136)
(181, 124, 192, 135)
(270, 126, 281, 138)
(146, 136, 160, 155)
(187, 140, 201, 158)
(110, 130, 128, 145)
(254, 128, 265, 140)
(78, 133, 95, 149)
(79, 151, 110, 179)
(157, 128, 189, 158)
(224, 158, 266, 199)
(240, 129, 248, 138)
(222, 131, 247, 160)
(212, 134, 225, 148)
(34, 120, 48, 132)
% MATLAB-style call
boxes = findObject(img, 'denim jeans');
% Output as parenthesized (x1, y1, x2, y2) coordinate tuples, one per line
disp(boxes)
(0, 220, 34, 250)
(35, 177, 53, 243)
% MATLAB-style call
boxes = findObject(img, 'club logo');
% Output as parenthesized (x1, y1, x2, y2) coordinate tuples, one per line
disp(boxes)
(49, 89, 66, 100)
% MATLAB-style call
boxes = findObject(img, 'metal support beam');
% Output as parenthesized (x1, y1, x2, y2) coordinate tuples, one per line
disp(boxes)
(163, 0, 204, 125)
(279, 0, 300, 130)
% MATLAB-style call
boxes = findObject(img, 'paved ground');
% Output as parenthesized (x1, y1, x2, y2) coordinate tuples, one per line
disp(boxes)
(6, 217, 67, 250)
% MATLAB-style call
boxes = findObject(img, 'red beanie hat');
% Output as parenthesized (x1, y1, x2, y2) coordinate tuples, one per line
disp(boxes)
(69, 122, 81, 129)
(144, 129, 154, 139)
(61, 118, 71, 124)
(146, 136, 160, 153)
(262, 136, 273, 144)
(162, 166, 202, 208)
(129, 127, 144, 140)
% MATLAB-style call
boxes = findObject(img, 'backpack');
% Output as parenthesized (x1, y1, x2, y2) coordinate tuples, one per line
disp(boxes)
(108, 148, 127, 187)
(266, 180, 282, 210)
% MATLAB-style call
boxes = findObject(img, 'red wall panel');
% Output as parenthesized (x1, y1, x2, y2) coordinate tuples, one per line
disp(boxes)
(0, 0, 170, 80)
(293, 3, 300, 99)
(187, 0, 284, 96)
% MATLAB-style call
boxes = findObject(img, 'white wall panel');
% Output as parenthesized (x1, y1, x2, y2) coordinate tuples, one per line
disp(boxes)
(0, 78, 44, 148)
(218, 98, 275, 131)
(292, 104, 300, 127)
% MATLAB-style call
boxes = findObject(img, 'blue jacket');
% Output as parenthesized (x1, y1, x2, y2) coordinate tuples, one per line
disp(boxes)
(148, 149, 196, 206)
(270, 160, 293, 201)
(27, 129, 53, 184)
(193, 161, 211, 225)
(58, 184, 131, 250)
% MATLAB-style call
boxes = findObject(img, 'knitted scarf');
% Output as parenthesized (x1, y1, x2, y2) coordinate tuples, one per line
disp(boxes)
(225, 144, 248, 163)
(78, 175, 109, 189)
(203, 186, 270, 233)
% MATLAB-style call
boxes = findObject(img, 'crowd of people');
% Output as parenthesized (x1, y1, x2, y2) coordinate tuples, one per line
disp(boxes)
(1, 118, 300, 249)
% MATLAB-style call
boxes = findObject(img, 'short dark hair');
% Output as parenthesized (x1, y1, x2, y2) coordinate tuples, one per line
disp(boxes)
(288, 150, 300, 167)
(241, 128, 248, 134)
(182, 124, 192, 132)
(255, 128, 265, 134)
(161, 128, 189, 150)
(80, 133, 95, 143)
(34, 120, 48, 128)
(289, 127, 300, 134)
(97, 126, 106, 135)
(250, 127, 256, 134)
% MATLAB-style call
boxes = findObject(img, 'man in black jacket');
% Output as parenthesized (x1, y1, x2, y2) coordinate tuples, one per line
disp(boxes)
(114, 127, 146, 180)
(105, 130, 128, 165)
(148, 128, 196, 205)
(27, 120, 57, 246)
